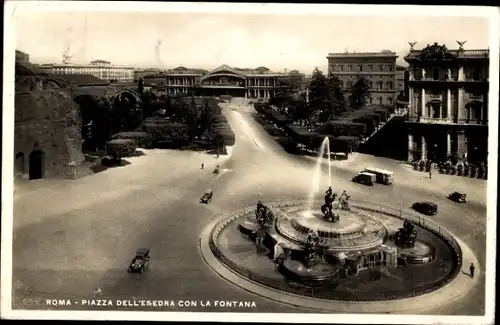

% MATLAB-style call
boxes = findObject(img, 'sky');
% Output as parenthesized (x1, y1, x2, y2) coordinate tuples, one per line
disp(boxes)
(13, 5, 492, 73)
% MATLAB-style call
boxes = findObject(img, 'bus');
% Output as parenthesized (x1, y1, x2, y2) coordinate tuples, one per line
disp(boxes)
(363, 167, 394, 185)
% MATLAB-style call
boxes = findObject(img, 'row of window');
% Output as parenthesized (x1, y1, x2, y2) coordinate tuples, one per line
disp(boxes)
(52, 68, 133, 75)
(331, 64, 395, 73)
(344, 81, 394, 90)
(414, 67, 482, 81)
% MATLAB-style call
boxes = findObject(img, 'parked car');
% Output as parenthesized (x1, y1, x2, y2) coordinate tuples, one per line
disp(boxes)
(352, 172, 375, 186)
(412, 202, 438, 216)
(128, 248, 151, 273)
(448, 191, 467, 203)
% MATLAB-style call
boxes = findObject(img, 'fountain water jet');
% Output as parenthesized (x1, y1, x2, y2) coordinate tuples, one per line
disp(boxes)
(307, 137, 332, 211)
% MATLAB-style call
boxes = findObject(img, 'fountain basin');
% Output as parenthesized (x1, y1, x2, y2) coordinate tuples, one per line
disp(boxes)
(397, 241, 435, 264)
(279, 259, 339, 285)
(275, 206, 387, 252)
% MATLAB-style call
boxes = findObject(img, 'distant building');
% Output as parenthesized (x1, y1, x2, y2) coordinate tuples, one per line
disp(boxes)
(404, 42, 489, 163)
(143, 65, 286, 99)
(396, 65, 408, 93)
(327, 50, 398, 106)
(134, 68, 165, 82)
(38, 60, 134, 83)
(15, 50, 30, 63)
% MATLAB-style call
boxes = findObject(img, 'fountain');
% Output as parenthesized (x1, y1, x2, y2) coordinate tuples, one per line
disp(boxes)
(308, 137, 331, 211)
(205, 136, 463, 306)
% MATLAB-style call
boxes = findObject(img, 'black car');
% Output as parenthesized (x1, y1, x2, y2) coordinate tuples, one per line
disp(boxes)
(448, 191, 467, 203)
(200, 189, 214, 204)
(128, 248, 150, 273)
(412, 201, 438, 216)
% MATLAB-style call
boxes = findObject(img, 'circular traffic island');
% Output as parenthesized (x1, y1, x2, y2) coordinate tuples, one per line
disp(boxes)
(201, 199, 478, 313)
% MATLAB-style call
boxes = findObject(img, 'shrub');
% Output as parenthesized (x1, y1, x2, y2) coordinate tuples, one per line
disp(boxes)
(352, 116, 375, 136)
(112, 131, 153, 148)
(106, 139, 137, 159)
(318, 120, 367, 138)
(331, 136, 361, 153)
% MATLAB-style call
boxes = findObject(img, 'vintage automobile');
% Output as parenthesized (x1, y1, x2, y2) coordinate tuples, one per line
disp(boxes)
(127, 248, 150, 274)
(412, 201, 438, 216)
(352, 172, 375, 186)
(200, 189, 214, 204)
(448, 191, 467, 203)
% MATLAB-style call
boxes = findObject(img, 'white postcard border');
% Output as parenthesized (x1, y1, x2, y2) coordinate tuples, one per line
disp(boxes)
(2, 2, 498, 324)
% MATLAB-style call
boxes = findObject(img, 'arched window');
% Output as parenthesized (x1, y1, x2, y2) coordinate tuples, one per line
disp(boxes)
(388, 97, 393, 104)
(378, 97, 383, 104)
(359, 65, 363, 72)
(377, 82, 383, 90)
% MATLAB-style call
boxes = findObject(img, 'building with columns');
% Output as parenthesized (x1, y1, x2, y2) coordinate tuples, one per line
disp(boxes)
(143, 65, 285, 99)
(327, 50, 398, 106)
(404, 42, 489, 163)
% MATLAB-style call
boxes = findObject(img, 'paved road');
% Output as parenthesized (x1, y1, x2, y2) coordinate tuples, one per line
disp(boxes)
(12, 99, 487, 315)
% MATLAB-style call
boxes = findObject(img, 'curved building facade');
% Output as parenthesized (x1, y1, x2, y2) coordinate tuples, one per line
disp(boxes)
(143, 65, 286, 99)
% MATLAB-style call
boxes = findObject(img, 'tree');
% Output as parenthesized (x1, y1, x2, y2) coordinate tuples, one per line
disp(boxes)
(350, 77, 371, 109)
(287, 95, 311, 126)
(397, 91, 408, 102)
(185, 95, 199, 142)
(198, 100, 213, 136)
(308, 68, 346, 122)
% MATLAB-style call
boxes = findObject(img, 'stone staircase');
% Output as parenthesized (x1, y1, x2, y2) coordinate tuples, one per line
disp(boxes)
(360, 108, 408, 145)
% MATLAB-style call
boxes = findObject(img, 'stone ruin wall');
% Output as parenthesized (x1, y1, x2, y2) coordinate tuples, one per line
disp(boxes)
(15, 77, 90, 179)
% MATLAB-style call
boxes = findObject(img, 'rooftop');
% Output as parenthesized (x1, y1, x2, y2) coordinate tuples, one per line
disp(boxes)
(327, 51, 398, 58)
(39, 62, 134, 69)
(404, 43, 489, 61)
(47, 74, 110, 87)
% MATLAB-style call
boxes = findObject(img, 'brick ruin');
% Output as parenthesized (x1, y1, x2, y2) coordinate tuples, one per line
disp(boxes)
(14, 76, 91, 180)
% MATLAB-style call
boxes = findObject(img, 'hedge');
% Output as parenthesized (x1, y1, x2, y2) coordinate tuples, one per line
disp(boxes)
(352, 117, 375, 135)
(317, 120, 367, 138)
(141, 120, 190, 144)
(112, 131, 153, 149)
(332, 135, 361, 153)
(106, 139, 137, 158)
(269, 112, 293, 125)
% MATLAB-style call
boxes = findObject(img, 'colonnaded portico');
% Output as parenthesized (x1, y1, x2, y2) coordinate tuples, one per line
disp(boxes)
(404, 42, 489, 163)
(143, 65, 285, 99)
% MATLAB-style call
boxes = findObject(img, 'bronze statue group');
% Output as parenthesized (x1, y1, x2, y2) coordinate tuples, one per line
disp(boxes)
(321, 186, 350, 223)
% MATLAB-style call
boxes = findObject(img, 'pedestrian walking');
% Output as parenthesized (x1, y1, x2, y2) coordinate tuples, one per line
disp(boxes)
(469, 262, 475, 278)
(201, 162, 204, 170)
(429, 169, 432, 179)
